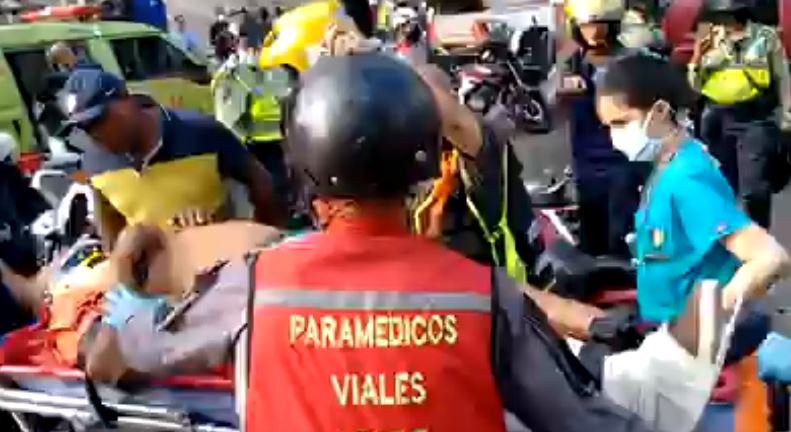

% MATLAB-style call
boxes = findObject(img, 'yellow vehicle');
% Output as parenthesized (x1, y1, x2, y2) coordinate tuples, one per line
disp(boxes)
(259, 0, 342, 74)
(0, 21, 212, 161)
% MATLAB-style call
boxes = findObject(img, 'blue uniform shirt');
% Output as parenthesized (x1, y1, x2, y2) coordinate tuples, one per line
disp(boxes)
(633, 139, 752, 322)
(568, 56, 627, 182)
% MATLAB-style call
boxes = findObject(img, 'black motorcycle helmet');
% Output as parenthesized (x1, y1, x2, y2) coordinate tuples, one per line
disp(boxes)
(287, 54, 441, 200)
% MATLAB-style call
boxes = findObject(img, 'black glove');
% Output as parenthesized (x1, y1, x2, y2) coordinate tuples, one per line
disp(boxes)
(587, 305, 644, 351)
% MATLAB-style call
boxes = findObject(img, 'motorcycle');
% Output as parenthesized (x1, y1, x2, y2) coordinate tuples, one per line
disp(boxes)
(456, 21, 554, 134)
(526, 166, 580, 247)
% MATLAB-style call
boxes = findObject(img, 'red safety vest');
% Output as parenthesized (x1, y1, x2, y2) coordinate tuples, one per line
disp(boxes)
(246, 229, 506, 432)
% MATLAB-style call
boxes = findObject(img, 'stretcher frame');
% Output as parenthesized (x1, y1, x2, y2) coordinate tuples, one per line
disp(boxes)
(0, 327, 251, 432)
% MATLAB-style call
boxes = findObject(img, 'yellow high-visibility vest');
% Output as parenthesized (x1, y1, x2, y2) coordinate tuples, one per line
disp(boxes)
(702, 67, 771, 105)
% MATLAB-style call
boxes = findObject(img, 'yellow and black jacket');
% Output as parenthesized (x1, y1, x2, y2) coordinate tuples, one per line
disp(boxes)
(85, 109, 251, 226)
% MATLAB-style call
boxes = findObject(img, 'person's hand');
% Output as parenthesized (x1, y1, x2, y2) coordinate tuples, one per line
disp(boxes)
(558, 74, 587, 95)
(110, 224, 165, 288)
(691, 32, 714, 65)
(721, 282, 746, 311)
(587, 305, 644, 351)
(413, 64, 484, 158)
(758, 332, 791, 382)
(168, 208, 216, 231)
(323, 18, 369, 56)
(102, 283, 169, 330)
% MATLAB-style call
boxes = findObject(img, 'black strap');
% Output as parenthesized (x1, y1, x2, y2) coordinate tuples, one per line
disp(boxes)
(741, 68, 770, 91)
(489, 268, 502, 375)
(243, 250, 260, 384)
(84, 376, 119, 428)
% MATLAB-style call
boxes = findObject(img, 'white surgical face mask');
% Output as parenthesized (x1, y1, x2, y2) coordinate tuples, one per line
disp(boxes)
(609, 106, 669, 162)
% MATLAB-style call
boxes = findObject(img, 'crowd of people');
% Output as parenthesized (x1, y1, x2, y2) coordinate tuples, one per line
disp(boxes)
(1, 0, 791, 431)
(206, 5, 283, 64)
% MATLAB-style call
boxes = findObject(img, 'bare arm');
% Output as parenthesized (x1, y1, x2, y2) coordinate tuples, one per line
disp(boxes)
(413, 64, 484, 159)
(521, 284, 606, 340)
(243, 155, 287, 227)
(722, 224, 791, 308)
(0, 260, 48, 312)
(93, 187, 126, 252)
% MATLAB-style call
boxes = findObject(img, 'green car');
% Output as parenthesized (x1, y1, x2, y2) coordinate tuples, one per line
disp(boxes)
(0, 20, 212, 160)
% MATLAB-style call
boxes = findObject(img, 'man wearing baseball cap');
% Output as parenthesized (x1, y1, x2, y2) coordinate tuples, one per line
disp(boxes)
(62, 69, 285, 250)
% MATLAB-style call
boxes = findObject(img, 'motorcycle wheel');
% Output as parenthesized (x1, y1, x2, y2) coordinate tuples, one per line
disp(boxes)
(512, 90, 552, 135)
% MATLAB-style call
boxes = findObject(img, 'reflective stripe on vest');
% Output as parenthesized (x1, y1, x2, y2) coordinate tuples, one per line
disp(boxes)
(702, 67, 771, 105)
(256, 288, 491, 311)
(459, 148, 528, 283)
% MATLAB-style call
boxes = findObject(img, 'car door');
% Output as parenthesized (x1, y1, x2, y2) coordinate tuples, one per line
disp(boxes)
(0, 48, 37, 156)
(107, 34, 213, 114)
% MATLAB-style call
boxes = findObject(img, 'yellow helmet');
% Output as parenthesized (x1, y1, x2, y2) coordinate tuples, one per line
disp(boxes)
(259, 0, 343, 73)
(565, 0, 624, 23)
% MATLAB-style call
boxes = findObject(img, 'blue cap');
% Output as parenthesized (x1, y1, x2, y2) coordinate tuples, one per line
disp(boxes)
(62, 69, 127, 128)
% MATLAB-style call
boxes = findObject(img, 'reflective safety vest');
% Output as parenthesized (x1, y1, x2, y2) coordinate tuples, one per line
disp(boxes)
(460, 149, 529, 283)
(413, 149, 529, 284)
(246, 231, 506, 432)
(701, 25, 775, 105)
(702, 67, 771, 105)
(211, 60, 285, 144)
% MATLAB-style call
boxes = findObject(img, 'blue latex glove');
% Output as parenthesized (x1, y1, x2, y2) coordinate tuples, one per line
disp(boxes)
(758, 332, 791, 383)
(102, 284, 169, 330)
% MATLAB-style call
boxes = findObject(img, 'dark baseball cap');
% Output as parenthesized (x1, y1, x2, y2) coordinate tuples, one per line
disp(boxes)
(61, 69, 128, 128)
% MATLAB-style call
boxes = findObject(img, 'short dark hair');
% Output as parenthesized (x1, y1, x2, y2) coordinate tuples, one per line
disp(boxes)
(597, 52, 698, 112)
(340, 0, 374, 37)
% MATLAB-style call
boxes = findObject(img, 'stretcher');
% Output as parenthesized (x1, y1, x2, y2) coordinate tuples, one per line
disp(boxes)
(0, 364, 240, 431)
(0, 324, 251, 432)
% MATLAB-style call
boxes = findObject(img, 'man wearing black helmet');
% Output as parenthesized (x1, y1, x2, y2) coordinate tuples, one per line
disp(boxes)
(245, 54, 654, 432)
(690, 0, 791, 228)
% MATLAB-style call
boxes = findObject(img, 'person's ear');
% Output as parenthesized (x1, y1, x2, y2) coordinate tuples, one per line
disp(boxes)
(654, 100, 673, 119)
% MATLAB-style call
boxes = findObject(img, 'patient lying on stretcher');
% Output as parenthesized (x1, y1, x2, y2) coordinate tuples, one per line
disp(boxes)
(0, 221, 283, 386)
(0, 220, 610, 388)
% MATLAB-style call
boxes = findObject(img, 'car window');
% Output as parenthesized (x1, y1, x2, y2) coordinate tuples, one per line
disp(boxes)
(110, 36, 206, 81)
(110, 37, 144, 80)
(4, 48, 61, 150)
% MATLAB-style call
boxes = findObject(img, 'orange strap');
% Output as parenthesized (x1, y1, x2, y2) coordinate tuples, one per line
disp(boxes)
(414, 150, 459, 239)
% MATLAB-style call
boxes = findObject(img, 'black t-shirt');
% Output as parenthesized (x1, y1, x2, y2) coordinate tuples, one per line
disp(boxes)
(0, 163, 49, 276)
(210, 20, 229, 44)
